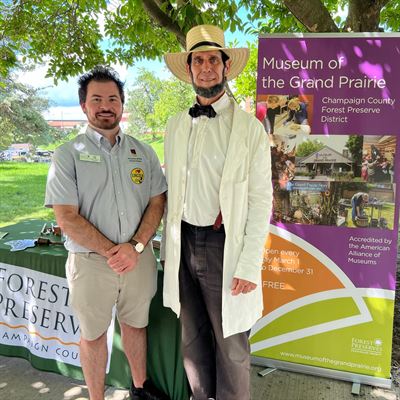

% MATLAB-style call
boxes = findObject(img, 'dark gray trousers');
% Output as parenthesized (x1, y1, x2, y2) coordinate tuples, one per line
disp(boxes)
(179, 221, 251, 400)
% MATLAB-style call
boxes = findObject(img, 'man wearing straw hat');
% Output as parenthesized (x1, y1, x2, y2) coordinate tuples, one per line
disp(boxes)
(162, 25, 273, 400)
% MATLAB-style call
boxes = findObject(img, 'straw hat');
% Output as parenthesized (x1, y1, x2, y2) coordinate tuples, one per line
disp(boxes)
(164, 24, 250, 84)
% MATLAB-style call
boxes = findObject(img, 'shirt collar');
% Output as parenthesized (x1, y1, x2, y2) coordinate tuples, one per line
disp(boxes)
(195, 92, 231, 116)
(86, 125, 122, 148)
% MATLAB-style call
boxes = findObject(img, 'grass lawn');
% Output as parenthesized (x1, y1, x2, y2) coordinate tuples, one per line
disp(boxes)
(345, 203, 395, 229)
(140, 133, 165, 164)
(0, 162, 54, 227)
(0, 136, 165, 228)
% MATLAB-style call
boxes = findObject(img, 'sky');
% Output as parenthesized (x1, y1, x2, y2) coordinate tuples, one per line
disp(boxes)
(16, 6, 257, 121)
(17, 57, 173, 121)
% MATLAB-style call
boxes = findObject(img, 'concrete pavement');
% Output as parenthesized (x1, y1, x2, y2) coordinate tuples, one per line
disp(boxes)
(1, 355, 400, 400)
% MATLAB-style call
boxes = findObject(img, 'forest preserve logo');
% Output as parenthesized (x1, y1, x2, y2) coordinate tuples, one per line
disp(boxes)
(351, 337, 383, 356)
(0, 263, 81, 366)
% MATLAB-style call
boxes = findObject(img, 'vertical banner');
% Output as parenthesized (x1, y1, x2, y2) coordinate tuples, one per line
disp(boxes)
(251, 34, 400, 387)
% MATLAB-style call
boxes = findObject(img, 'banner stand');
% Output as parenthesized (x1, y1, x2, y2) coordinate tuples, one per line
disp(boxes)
(251, 356, 392, 389)
(252, 33, 400, 390)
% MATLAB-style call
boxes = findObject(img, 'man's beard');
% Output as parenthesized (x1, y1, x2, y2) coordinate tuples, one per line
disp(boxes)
(95, 119, 120, 130)
(90, 112, 121, 130)
(191, 73, 226, 99)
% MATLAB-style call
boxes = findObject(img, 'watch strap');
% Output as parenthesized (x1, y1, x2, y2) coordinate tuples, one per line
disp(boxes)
(130, 239, 144, 253)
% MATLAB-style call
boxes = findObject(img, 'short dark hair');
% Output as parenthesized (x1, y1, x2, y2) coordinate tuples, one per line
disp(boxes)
(78, 65, 125, 104)
(187, 50, 230, 66)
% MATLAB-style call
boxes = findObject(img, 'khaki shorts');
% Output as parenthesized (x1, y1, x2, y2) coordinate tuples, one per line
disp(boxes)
(66, 245, 157, 340)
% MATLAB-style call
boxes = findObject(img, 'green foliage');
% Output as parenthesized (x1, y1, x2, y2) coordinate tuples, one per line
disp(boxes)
(241, 0, 350, 33)
(0, 162, 54, 227)
(296, 139, 325, 157)
(126, 69, 193, 136)
(152, 78, 193, 130)
(2, 1, 397, 81)
(40, 128, 80, 151)
(381, 2, 400, 31)
(0, 117, 15, 150)
(1, 0, 242, 79)
(0, 77, 57, 147)
(347, 203, 395, 229)
(233, 41, 257, 102)
(125, 69, 164, 137)
(138, 133, 165, 164)
(346, 134, 363, 175)
(346, 135, 363, 160)
(241, 1, 303, 34)
(320, 182, 340, 225)
(1, 0, 106, 82)
(104, 2, 180, 67)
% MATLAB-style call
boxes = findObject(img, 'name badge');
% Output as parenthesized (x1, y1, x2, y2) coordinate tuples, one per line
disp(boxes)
(128, 157, 143, 163)
(80, 154, 101, 162)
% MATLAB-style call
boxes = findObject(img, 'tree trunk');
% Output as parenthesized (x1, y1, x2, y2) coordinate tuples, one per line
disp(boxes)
(344, 0, 390, 32)
(283, 0, 339, 32)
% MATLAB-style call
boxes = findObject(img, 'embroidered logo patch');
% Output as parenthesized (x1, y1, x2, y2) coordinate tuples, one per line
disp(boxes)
(131, 168, 144, 184)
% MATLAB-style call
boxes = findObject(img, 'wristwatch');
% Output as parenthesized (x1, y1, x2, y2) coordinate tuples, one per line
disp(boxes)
(130, 239, 145, 254)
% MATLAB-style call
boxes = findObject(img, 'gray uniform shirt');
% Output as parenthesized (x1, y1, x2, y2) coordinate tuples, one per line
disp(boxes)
(45, 126, 167, 252)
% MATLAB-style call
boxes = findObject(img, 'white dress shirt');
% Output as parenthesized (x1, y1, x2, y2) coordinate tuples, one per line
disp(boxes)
(183, 93, 233, 226)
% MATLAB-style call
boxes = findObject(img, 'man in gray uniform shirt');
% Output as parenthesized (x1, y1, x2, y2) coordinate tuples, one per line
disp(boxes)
(45, 66, 168, 400)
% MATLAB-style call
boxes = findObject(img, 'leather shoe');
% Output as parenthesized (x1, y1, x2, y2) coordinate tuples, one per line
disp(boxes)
(130, 379, 170, 400)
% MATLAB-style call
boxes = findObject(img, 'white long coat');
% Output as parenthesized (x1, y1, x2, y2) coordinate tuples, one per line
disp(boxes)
(163, 101, 273, 338)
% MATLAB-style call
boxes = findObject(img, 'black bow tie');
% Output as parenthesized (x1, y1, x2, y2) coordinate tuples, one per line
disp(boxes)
(189, 103, 217, 118)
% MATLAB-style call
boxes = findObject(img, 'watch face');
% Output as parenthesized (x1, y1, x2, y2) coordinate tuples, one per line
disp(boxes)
(135, 242, 145, 253)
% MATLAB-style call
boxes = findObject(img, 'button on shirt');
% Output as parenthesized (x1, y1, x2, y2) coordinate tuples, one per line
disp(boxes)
(183, 93, 233, 226)
(45, 126, 167, 252)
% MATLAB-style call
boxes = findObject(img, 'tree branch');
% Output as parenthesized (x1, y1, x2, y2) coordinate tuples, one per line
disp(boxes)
(369, 0, 392, 10)
(140, 0, 186, 47)
(283, 0, 339, 32)
(345, 0, 390, 31)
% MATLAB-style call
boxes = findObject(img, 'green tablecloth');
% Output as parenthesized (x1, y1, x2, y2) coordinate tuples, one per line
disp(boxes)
(0, 219, 188, 400)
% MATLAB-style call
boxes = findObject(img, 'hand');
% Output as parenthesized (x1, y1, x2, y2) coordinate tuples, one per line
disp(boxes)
(231, 278, 257, 296)
(106, 243, 139, 274)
